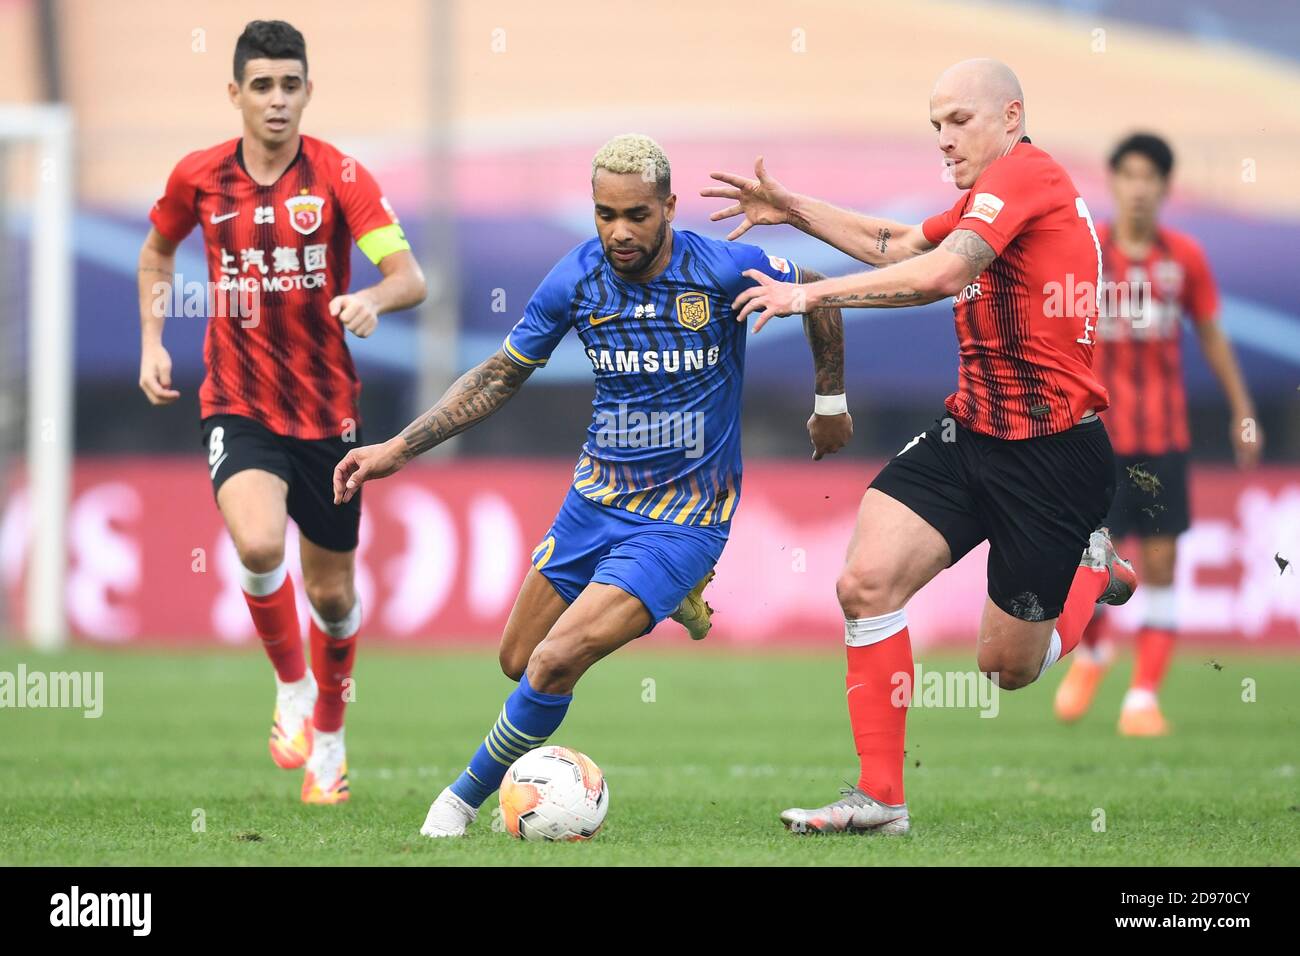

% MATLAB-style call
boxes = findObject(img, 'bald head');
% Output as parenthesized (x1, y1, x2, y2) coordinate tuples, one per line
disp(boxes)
(935, 59, 1024, 119)
(930, 59, 1027, 189)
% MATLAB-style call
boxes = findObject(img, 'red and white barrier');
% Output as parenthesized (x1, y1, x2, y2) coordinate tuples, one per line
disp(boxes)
(3, 459, 1297, 647)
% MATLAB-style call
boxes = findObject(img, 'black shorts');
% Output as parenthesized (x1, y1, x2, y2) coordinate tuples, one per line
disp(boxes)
(201, 414, 361, 553)
(870, 412, 1116, 622)
(1104, 451, 1190, 540)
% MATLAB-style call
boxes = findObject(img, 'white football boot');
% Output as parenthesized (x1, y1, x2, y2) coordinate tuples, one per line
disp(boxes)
(420, 786, 478, 838)
(780, 786, 910, 835)
(269, 672, 317, 770)
(301, 728, 349, 804)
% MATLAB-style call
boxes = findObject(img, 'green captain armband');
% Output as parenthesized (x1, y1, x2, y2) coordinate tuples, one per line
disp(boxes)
(357, 223, 410, 265)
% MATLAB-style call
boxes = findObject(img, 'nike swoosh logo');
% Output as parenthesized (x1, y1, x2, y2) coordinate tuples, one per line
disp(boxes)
(589, 312, 621, 326)
(846, 683, 865, 696)
(209, 211, 239, 224)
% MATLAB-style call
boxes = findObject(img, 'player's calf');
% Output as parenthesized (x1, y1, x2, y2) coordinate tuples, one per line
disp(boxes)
(497, 567, 572, 681)
(526, 582, 647, 695)
(499, 649, 528, 682)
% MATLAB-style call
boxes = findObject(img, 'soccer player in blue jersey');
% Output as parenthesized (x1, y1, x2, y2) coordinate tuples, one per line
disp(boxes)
(331, 134, 849, 837)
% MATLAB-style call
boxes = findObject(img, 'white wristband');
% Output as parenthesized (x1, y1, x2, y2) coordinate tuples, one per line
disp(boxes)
(814, 393, 848, 416)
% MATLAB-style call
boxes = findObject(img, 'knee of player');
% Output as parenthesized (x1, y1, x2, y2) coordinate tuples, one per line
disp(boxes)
(238, 541, 285, 574)
(304, 581, 355, 622)
(836, 566, 899, 618)
(526, 639, 586, 693)
(977, 654, 1036, 691)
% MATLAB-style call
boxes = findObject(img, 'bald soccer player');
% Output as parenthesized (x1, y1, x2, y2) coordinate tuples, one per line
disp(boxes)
(705, 59, 1137, 834)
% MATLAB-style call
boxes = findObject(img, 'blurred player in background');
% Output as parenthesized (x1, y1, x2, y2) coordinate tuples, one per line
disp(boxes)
(137, 20, 426, 803)
(708, 59, 1136, 835)
(333, 134, 850, 837)
(1053, 133, 1260, 735)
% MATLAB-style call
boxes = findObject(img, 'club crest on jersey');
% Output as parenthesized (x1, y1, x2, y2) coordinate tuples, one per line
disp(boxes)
(675, 291, 710, 331)
(285, 194, 325, 235)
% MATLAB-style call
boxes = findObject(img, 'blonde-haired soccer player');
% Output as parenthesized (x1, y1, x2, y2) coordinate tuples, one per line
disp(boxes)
(334, 134, 852, 836)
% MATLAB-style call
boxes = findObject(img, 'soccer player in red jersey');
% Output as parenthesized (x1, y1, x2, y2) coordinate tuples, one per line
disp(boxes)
(706, 58, 1136, 833)
(1054, 133, 1260, 736)
(136, 21, 426, 803)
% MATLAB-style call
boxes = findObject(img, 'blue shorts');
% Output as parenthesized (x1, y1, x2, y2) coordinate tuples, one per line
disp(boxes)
(531, 486, 729, 630)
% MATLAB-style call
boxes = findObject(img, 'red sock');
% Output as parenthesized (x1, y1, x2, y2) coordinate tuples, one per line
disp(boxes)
(846, 627, 912, 806)
(1056, 565, 1109, 657)
(1131, 627, 1175, 693)
(311, 616, 359, 733)
(243, 577, 305, 682)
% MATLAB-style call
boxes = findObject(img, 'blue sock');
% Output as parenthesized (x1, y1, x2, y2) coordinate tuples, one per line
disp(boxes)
(449, 673, 572, 808)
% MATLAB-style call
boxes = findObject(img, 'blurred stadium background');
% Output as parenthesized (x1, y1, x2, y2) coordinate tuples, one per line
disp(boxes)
(0, 0, 1296, 650)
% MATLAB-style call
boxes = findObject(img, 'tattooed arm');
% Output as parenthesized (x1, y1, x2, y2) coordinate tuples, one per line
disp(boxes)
(808, 230, 995, 309)
(333, 349, 532, 503)
(799, 268, 846, 396)
(398, 350, 533, 456)
(798, 268, 853, 459)
(732, 228, 997, 331)
(786, 201, 932, 268)
(702, 157, 932, 267)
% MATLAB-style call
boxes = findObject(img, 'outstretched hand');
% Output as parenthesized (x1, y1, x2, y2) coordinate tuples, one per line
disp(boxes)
(701, 156, 797, 241)
(732, 270, 809, 331)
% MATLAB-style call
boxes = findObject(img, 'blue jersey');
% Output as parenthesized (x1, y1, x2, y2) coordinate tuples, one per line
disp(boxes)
(503, 229, 802, 528)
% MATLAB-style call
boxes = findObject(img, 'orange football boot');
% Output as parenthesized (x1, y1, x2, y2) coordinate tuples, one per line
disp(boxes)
(1054, 654, 1108, 723)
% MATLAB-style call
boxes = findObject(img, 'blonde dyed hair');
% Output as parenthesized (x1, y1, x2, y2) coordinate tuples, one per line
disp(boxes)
(592, 133, 671, 198)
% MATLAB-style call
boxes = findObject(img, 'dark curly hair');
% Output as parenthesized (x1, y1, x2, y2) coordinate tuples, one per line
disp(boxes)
(233, 20, 307, 83)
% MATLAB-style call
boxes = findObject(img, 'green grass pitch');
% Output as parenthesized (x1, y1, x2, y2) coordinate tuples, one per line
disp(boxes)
(1, 646, 1296, 866)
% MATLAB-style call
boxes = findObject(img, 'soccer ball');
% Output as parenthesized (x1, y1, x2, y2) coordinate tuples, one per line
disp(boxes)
(498, 746, 609, 842)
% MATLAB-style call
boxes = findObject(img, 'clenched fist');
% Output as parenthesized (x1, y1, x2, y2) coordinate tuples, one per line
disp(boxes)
(330, 291, 380, 338)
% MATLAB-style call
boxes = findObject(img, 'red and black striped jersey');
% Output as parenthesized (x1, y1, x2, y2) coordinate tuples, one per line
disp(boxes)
(922, 140, 1109, 440)
(150, 135, 409, 439)
(1093, 224, 1218, 455)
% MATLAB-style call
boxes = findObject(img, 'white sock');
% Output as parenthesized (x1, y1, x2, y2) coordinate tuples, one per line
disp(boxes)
(1123, 687, 1158, 710)
(309, 600, 361, 639)
(1087, 639, 1114, 665)
(844, 608, 908, 647)
(1143, 585, 1177, 631)
(240, 560, 287, 597)
(1035, 629, 1063, 681)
